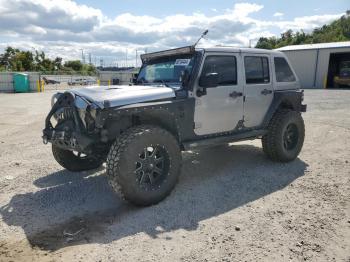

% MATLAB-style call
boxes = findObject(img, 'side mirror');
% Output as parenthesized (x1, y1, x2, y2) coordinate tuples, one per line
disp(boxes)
(180, 70, 190, 87)
(199, 72, 219, 88)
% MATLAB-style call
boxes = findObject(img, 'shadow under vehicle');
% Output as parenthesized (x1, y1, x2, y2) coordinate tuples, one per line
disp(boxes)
(0, 144, 307, 251)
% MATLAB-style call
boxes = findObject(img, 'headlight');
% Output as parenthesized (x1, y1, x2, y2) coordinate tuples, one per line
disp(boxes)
(74, 96, 88, 127)
(51, 93, 62, 107)
(74, 96, 89, 110)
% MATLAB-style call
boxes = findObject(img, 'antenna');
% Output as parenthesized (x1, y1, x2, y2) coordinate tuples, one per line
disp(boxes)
(193, 29, 209, 47)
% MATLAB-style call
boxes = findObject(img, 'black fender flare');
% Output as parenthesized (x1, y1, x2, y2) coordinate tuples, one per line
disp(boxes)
(261, 90, 306, 128)
(98, 98, 196, 143)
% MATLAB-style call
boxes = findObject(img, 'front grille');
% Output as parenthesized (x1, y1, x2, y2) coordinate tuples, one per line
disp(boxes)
(63, 108, 74, 120)
(55, 107, 74, 121)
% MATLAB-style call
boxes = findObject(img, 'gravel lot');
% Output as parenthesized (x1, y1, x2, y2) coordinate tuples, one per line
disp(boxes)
(0, 89, 349, 261)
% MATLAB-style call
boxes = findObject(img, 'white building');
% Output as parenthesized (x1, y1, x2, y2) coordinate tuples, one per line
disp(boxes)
(277, 41, 350, 88)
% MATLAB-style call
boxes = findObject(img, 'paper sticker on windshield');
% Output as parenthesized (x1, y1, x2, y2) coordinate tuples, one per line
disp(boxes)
(175, 59, 191, 66)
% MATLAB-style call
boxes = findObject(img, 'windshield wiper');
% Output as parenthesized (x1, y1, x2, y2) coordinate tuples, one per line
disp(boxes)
(136, 77, 148, 85)
(153, 79, 170, 87)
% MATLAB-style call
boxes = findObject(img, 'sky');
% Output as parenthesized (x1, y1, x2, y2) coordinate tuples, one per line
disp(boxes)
(0, 0, 348, 67)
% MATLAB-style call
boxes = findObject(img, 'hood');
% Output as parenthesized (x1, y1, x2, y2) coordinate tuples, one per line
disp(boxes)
(70, 84, 176, 108)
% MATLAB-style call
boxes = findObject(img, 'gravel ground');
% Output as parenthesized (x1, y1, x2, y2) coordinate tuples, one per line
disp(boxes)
(0, 89, 349, 262)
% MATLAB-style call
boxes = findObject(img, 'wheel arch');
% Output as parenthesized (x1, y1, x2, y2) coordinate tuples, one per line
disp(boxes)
(103, 110, 181, 143)
(132, 110, 181, 141)
(101, 98, 195, 149)
(262, 90, 304, 128)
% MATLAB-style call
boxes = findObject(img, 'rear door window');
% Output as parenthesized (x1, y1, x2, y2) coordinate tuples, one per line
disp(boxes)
(274, 57, 296, 82)
(244, 56, 270, 84)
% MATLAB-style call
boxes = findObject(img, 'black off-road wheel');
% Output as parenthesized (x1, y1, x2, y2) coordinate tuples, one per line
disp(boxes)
(262, 109, 305, 162)
(106, 125, 182, 206)
(52, 145, 104, 172)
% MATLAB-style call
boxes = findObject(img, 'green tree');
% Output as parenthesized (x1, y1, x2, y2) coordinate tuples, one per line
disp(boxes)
(255, 11, 350, 49)
(0, 47, 36, 71)
(82, 64, 97, 75)
(53, 57, 63, 70)
(256, 37, 278, 49)
(64, 60, 83, 71)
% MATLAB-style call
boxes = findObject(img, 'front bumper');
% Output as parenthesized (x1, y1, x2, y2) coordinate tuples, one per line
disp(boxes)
(42, 92, 95, 153)
(301, 104, 307, 112)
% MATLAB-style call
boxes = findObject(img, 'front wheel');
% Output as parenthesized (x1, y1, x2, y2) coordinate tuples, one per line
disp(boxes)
(106, 125, 182, 206)
(52, 145, 104, 172)
(262, 110, 305, 162)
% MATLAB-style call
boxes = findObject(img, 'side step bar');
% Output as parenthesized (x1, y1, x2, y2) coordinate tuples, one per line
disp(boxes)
(182, 129, 267, 150)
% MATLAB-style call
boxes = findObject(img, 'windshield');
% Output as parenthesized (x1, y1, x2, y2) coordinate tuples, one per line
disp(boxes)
(137, 55, 195, 85)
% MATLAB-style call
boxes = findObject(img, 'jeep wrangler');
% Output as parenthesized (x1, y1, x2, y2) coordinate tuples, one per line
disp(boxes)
(43, 46, 307, 206)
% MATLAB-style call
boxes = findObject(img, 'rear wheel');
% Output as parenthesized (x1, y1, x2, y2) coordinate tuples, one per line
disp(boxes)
(106, 125, 181, 206)
(262, 109, 305, 162)
(52, 145, 104, 172)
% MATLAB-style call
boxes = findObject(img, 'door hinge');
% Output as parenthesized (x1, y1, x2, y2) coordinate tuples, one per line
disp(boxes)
(243, 95, 246, 102)
(237, 119, 245, 130)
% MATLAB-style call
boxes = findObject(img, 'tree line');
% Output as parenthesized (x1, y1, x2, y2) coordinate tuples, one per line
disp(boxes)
(255, 11, 350, 49)
(0, 47, 96, 75)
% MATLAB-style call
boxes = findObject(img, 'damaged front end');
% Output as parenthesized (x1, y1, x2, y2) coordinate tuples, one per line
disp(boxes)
(42, 92, 101, 154)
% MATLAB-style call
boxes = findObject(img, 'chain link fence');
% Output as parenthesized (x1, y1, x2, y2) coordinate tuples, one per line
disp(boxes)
(0, 70, 137, 92)
(41, 72, 98, 91)
(0, 72, 41, 92)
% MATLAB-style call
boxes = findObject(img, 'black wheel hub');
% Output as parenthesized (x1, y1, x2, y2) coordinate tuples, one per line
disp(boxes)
(135, 146, 169, 190)
(283, 123, 299, 151)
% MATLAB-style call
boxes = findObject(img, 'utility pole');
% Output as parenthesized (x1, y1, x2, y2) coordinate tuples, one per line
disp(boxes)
(135, 50, 145, 68)
(135, 50, 138, 68)
(125, 49, 128, 67)
(80, 49, 85, 64)
(88, 53, 92, 65)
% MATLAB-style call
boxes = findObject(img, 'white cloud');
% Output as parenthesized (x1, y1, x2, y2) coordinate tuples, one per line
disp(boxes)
(0, 0, 344, 65)
(273, 12, 284, 17)
(273, 14, 342, 31)
(230, 3, 263, 18)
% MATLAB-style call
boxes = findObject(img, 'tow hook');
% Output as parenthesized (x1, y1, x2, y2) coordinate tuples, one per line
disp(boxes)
(42, 135, 48, 144)
(70, 137, 77, 148)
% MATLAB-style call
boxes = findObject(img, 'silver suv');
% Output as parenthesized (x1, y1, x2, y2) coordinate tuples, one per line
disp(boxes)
(43, 46, 307, 206)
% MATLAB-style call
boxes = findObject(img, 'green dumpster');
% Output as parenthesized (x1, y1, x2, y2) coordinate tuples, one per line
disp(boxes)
(14, 73, 30, 92)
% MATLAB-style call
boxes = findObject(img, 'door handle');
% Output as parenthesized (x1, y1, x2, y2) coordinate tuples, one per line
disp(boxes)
(261, 89, 272, 95)
(229, 91, 243, 98)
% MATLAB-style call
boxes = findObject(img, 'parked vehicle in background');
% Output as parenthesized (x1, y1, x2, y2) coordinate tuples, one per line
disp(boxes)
(68, 77, 96, 86)
(43, 45, 307, 206)
(42, 77, 60, 85)
(334, 61, 350, 88)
